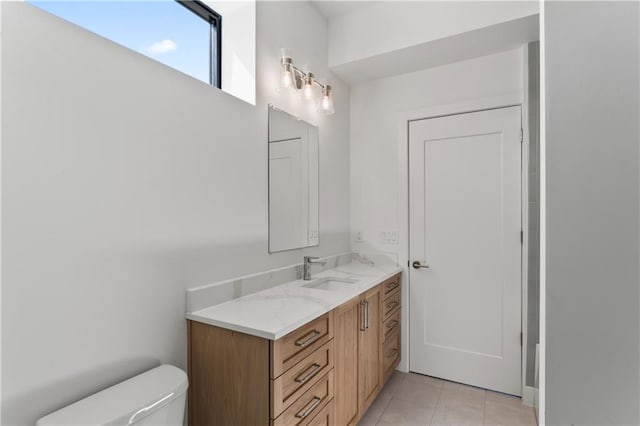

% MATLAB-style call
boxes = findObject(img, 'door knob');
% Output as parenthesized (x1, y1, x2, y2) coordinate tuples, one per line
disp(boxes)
(412, 261, 430, 269)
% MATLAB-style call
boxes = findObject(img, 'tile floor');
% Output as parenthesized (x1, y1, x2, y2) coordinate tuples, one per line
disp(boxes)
(357, 372, 538, 426)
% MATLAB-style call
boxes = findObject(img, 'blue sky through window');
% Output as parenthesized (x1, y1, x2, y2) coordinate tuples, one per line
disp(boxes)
(28, 1, 211, 84)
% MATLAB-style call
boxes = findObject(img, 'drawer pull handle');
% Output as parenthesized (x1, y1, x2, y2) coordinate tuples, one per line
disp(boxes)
(386, 320, 399, 330)
(386, 348, 399, 359)
(365, 300, 369, 329)
(295, 330, 321, 347)
(386, 301, 399, 310)
(295, 396, 322, 419)
(385, 282, 399, 293)
(295, 363, 322, 384)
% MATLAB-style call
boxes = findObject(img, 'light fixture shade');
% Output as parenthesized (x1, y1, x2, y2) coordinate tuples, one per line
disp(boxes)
(319, 85, 335, 115)
(280, 57, 294, 90)
(302, 73, 315, 100)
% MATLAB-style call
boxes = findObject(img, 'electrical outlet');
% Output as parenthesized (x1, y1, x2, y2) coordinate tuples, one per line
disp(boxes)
(354, 231, 364, 242)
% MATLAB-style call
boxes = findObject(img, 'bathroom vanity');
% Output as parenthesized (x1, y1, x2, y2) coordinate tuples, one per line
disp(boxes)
(186, 265, 402, 426)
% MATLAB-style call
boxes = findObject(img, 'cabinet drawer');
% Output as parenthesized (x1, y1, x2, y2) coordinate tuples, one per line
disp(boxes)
(382, 330, 400, 377)
(382, 309, 401, 343)
(382, 291, 401, 321)
(271, 313, 334, 379)
(271, 340, 335, 418)
(272, 370, 334, 426)
(382, 275, 401, 299)
(307, 399, 334, 426)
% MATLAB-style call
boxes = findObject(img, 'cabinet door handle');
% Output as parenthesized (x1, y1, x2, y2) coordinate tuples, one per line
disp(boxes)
(386, 301, 399, 311)
(295, 363, 322, 384)
(295, 330, 321, 347)
(360, 301, 366, 331)
(295, 396, 322, 419)
(365, 300, 369, 329)
(386, 348, 399, 359)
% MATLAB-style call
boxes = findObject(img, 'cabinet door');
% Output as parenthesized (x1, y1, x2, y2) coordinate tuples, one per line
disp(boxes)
(359, 286, 381, 412)
(334, 296, 360, 425)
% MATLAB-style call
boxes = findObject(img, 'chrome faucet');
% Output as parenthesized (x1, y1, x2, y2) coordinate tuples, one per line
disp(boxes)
(303, 256, 326, 280)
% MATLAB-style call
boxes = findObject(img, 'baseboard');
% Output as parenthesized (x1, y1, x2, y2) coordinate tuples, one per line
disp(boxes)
(522, 385, 535, 407)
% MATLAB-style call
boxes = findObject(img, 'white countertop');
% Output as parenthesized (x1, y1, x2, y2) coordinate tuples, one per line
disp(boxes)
(186, 262, 403, 340)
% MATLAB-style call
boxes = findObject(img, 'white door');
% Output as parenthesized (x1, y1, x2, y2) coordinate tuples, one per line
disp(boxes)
(409, 106, 522, 395)
(269, 137, 308, 252)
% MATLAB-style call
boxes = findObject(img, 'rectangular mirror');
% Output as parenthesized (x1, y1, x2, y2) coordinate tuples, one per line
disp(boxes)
(268, 105, 319, 253)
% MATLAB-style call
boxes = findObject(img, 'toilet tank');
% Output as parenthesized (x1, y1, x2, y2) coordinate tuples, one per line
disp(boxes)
(36, 364, 188, 426)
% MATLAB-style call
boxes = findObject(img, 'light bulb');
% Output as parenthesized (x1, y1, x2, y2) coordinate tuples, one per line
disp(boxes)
(282, 69, 293, 88)
(303, 83, 313, 99)
(280, 57, 294, 90)
(302, 73, 315, 100)
(321, 95, 330, 110)
(319, 85, 335, 115)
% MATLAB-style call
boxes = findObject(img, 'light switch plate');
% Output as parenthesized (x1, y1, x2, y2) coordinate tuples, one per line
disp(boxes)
(379, 231, 398, 244)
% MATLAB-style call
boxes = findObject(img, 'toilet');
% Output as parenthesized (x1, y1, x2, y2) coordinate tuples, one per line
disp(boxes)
(36, 365, 188, 426)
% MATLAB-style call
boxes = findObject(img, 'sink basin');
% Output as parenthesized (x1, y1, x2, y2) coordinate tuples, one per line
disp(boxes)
(302, 277, 358, 291)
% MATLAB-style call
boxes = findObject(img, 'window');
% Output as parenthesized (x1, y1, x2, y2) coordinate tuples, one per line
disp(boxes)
(27, 0, 222, 88)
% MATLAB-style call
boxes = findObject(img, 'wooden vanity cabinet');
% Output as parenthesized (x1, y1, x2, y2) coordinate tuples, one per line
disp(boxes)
(334, 273, 401, 425)
(380, 274, 402, 383)
(358, 286, 381, 413)
(188, 272, 402, 426)
(188, 321, 270, 425)
(188, 313, 334, 426)
(334, 296, 360, 425)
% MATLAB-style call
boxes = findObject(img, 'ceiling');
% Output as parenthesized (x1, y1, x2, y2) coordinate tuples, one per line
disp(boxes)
(310, 1, 539, 85)
(330, 14, 539, 85)
(311, 1, 375, 19)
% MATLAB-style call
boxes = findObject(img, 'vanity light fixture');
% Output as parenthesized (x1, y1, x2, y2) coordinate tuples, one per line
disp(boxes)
(279, 54, 335, 115)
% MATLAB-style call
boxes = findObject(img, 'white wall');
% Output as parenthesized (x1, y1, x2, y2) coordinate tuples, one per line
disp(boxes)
(328, 1, 538, 68)
(0, 2, 350, 424)
(545, 2, 640, 424)
(350, 48, 524, 258)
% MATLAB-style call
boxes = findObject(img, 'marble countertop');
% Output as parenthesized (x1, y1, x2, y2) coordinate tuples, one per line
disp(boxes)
(186, 261, 403, 340)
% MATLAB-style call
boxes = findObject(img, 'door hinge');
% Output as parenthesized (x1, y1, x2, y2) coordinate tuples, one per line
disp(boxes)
(520, 128, 523, 143)
(520, 332, 523, 347)
(520, 230, 524, 244)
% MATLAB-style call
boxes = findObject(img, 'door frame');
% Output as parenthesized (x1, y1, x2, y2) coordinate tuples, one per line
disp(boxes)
(396, 92, 531, 401)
